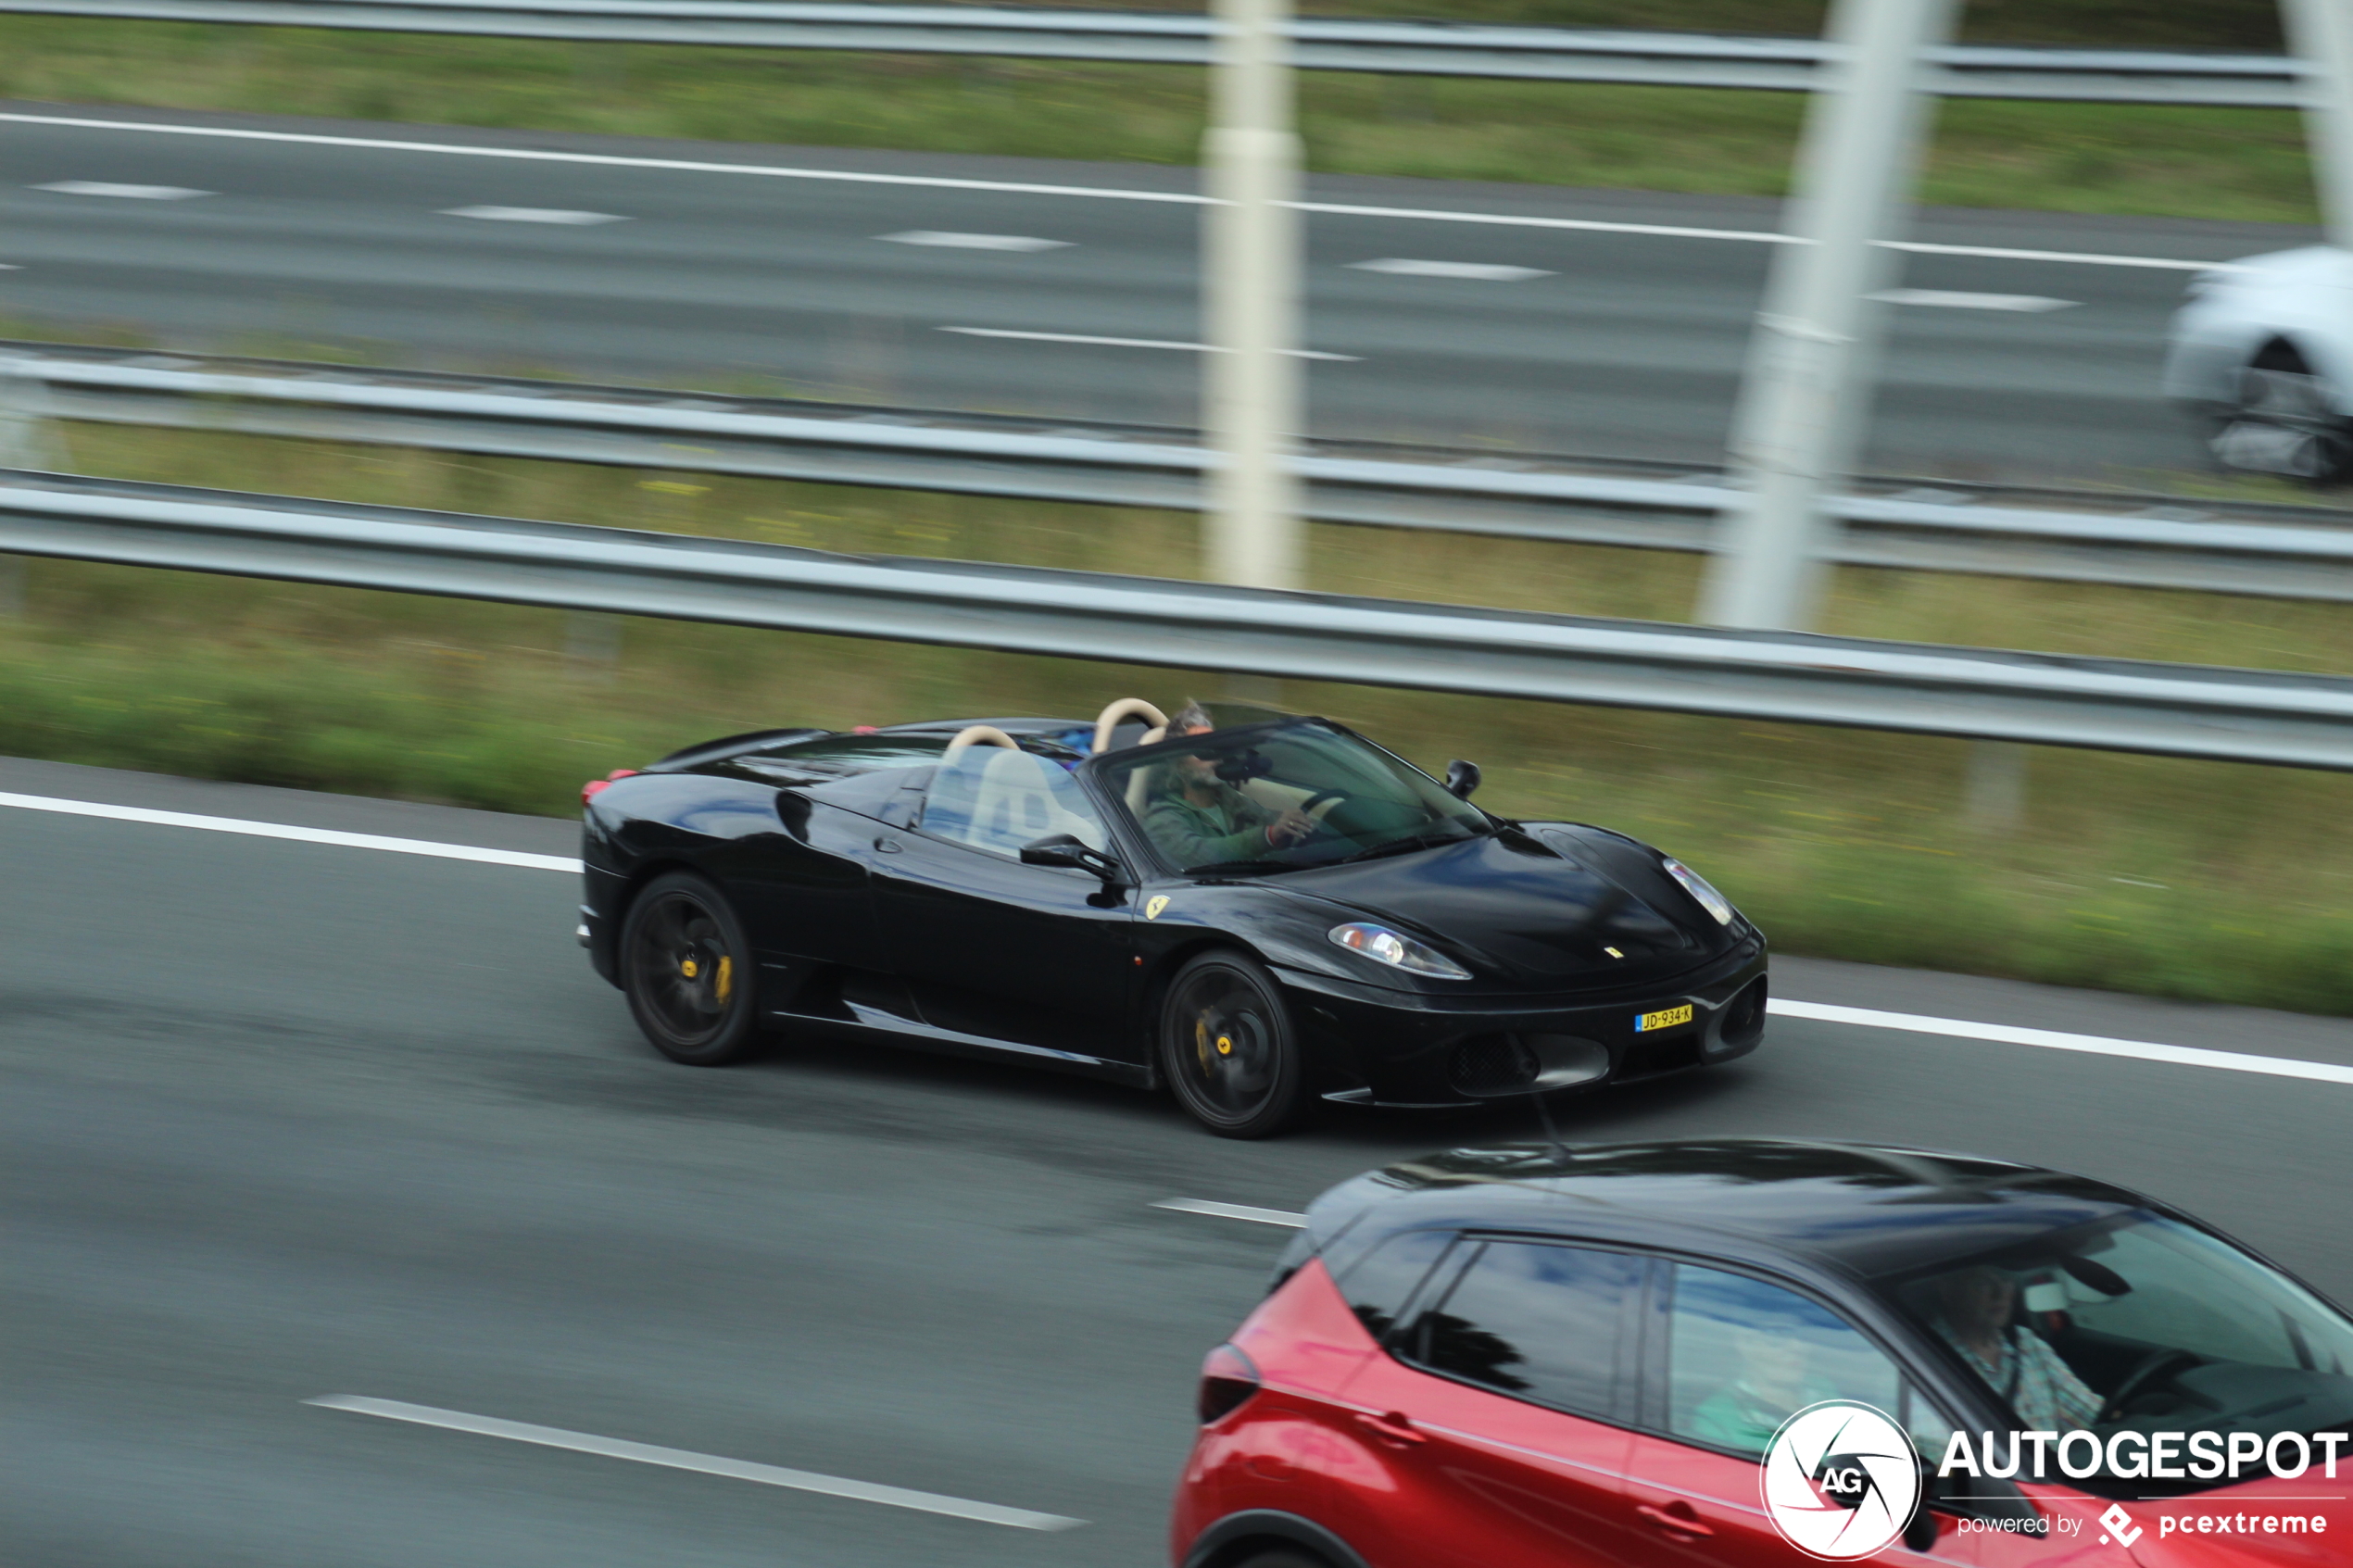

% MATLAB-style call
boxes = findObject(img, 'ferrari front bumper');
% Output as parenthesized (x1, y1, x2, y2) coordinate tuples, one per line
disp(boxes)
(1274, 935, 1768, 1108)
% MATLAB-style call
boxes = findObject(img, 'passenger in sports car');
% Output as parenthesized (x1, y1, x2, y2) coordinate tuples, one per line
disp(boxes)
(1140, 701, 1315, 866)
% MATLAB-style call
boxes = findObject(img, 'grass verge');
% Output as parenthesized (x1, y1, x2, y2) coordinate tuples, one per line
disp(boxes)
(4, 420, 2349, 1015)
(0, 19, 2323, 226)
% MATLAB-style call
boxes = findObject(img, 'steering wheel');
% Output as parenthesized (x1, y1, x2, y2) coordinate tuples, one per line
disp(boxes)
(1300, 789, 1348, 811)
(2100, 1348, 2199, 1421)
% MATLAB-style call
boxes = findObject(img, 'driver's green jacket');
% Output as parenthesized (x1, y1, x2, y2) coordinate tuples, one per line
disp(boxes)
(1143, 783, 1276, 869)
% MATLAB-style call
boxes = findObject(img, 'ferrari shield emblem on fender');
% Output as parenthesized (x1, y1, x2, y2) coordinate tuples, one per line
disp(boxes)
(1146, 896, 1170, 920)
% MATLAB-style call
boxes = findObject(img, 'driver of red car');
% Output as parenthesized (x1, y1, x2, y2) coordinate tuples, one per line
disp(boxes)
(1930, 1264, 2103, 1434)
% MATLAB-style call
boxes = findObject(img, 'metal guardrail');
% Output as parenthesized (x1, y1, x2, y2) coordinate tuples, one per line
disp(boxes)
(4, 468, 2350, 770)
(14, 343, 2353, 604)
(0, 0, 2313, 106)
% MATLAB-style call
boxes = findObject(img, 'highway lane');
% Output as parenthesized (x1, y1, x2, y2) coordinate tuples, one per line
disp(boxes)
(6, 754, 2352, 1565)
(0, 105, 2307, 482)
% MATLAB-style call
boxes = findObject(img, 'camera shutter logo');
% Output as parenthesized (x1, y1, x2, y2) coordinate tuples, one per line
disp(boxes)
(1760, 1400, 1924, 1561)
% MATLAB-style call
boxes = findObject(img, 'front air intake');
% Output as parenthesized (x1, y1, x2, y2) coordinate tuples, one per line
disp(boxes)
(1448, 1034, 1541, 1097)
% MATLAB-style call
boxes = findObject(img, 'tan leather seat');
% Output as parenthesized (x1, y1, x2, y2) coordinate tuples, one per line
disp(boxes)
(950, 747, 1106, 855)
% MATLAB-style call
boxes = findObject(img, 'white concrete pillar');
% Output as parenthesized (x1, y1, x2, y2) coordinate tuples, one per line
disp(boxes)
(2283, 0, 2353, 249)
(1202, 0, 1305, 590)
(0, 355, 55, 618)
(1699, 0, 1961, 631)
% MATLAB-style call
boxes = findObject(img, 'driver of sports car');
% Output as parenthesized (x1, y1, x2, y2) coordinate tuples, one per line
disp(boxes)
(1142, 701, 1316, 866)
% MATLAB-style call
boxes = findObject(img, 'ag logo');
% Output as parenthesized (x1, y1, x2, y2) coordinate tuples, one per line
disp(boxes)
(1145, 896, 1170, 920)
(1760, 1401, 1922, 1561)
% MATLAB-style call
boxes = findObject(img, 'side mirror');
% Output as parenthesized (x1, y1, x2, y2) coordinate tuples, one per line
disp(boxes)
(1903, 1485, 1943, 1554)
(1444, 759, 1482, 799)
(1020, 834, 1126, 883)
(1904, 1466, 1978, 1554)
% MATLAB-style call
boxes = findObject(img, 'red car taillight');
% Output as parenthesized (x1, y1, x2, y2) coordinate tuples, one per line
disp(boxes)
(1197, 1342, 1261, 1424)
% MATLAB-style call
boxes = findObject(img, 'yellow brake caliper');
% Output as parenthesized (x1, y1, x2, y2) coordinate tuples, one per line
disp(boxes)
(715, 955, 733, 1005)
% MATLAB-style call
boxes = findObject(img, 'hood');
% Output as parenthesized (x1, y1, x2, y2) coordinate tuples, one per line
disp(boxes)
(1271, 826, 1728, 985)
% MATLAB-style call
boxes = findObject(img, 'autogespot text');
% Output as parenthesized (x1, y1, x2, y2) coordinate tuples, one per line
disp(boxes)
(1938, 1430, 2350, 1483)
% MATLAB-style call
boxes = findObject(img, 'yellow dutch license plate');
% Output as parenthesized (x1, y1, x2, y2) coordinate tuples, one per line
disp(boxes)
(1635, 1003, 1694, 1033)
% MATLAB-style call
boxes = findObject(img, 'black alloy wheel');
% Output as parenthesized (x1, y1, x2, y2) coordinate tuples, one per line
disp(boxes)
(1160, 951, 1306, 1139)
(621, 872, 760, 1065)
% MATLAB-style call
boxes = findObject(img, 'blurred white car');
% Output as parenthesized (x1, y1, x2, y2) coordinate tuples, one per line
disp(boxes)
(2163, 245, 2353, 483)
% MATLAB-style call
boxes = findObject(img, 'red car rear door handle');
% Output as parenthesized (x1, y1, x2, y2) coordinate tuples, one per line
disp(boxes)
(1353, 1411, 1425, 1447)
(1637, 1502, 1716, 1538)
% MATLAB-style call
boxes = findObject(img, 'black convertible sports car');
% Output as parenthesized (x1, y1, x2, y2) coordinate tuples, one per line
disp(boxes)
(579, 698, 1768, 1136)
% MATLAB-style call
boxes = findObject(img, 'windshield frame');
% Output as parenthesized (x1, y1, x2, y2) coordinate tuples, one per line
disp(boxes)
(1080, 715, 1494, 880)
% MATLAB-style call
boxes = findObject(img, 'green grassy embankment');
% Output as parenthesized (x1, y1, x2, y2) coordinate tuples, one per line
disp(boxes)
(5, 422, 2348, 1015)
(0, 13, 2324, 226)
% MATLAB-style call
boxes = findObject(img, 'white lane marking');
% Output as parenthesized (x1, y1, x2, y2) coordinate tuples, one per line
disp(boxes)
(0, 262, 19, 270)
(0, 115, 2244, 274)
(32, 181, 210, 200)
(442, 205, 627, 224)
(0, 791, 579, 872)
(880, 230, 1070, 251)
(1871, 288, 2077, 311)
(940, 326, 1361, 361)
(1154, 1198, 1309, 1227)
(1771, 999, 2353, 1087)
(1350, 257, 1552, 281)
(306, 1397, 1085, 1530)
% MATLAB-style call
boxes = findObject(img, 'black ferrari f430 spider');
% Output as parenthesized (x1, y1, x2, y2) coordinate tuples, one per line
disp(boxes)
(579, 700, 1768, 1136)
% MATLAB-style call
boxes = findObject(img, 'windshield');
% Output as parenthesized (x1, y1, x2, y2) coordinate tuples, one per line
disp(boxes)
(1099, 721, 1489, 875)
(1883, 1211, 2353, 1496)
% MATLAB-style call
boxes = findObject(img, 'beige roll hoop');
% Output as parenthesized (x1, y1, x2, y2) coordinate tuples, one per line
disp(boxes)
(1091, 698, 1169, 757)
(943, 724, 1022, 756)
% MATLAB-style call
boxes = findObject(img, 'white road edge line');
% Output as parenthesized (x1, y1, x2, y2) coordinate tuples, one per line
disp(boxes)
(1293, 201, 2233, 270)
(0, 114, 2242, 274)
(0, 791, 579, 872)
(1154, 1198, 1310, 1227)
(306, 1397, 1085, 1531)
(1770, 999, 2353, 1086)
(8, 788, 2347, 1086)
(0, 112, 1203, 204)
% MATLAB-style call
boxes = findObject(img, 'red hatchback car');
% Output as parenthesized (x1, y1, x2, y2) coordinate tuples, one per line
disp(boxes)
(1171, 1141, 2353, 1568)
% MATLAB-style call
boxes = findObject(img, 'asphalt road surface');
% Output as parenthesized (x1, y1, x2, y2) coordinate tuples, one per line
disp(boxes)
(0, 104, 2316, 482)
(6, 754, 2352, 1566)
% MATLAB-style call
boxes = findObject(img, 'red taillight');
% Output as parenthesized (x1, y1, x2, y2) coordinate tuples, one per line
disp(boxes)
(582, 768, 640, 805)
(1197, 1342, 1261, 1424)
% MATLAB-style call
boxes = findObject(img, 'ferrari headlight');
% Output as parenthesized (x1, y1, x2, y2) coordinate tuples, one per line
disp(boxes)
(1663, 858, 1735, 926)
(1328, 922, 1472, 980)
